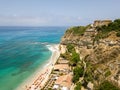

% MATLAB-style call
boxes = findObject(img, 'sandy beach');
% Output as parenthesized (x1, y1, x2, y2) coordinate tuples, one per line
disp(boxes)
(15, 44, 60, 90)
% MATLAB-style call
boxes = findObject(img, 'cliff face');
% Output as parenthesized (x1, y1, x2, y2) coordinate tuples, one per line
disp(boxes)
(60, 19, 120, 89)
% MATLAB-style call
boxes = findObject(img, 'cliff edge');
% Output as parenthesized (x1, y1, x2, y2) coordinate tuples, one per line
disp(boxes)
(60, 19, 120, 90)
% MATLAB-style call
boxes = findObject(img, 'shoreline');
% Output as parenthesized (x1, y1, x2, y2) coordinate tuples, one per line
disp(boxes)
(15, 44, 60, 90)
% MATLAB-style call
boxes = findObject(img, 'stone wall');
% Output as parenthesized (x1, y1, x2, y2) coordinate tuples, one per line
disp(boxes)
(93, 20, 112, 27)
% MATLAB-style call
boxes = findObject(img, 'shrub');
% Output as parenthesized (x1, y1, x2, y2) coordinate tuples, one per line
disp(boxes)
(70, 52, 80, 66)
(97, 81, 120, 90)
(48, 88, 52, 90)
(75, 82, 82, 90)
(66, 26, 87, 35)
(95, 19, 120, 39)
(116, 32, 120, 37)
(66, 44, 75, 53)
(60, 52, 71, 60)
(72, 74, 80, 83)
(105, 70, 111, 77)
(72, 66, 84, 83)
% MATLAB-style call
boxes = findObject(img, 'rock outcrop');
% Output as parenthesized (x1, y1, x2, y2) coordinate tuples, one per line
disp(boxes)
(60, 19, 120, 89)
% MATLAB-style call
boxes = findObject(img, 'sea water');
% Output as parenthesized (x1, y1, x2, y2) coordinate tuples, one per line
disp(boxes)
(0, 26, 66, 90)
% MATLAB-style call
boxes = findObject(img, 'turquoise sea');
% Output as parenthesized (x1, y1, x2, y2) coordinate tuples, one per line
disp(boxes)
(0, 26, 66, 90)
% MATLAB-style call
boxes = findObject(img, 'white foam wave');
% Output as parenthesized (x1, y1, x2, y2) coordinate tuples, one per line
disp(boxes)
(46, 44, 59, 52)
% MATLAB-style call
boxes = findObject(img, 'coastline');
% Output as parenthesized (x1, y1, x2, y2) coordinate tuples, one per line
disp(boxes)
(15, 44, 60, 90)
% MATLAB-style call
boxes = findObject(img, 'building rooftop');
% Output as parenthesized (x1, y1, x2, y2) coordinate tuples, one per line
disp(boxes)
(54, 74, 72, 88)
(54, 64, 69, 71)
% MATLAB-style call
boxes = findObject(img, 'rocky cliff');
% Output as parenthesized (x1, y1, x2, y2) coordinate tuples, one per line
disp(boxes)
(60, 19, 120, 90)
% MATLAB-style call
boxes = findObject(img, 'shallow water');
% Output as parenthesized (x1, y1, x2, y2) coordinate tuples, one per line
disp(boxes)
(0, 26, 66, 90)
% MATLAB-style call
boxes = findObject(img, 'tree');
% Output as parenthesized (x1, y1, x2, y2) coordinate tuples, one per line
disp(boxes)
(114, 19, 120, 24)
(116, 32, 120, 37)
(75, 82, 82, 90)
(70, 52, 80, 66)
(72, 66, 84, 83)
(97, 81, 120, 90)
(95, 18, 120, 39)
(66, 44, 75, 53)
(72, 74, 80, 83)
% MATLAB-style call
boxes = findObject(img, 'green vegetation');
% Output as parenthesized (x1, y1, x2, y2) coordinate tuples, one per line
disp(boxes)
(97, 81, 120, 90)
(62, 19, 120, 90)
(116, 31, 120, 37)
(70, 51, 80, 66)
(84, 62, 94, 82)
(60, 43, 80, 67)
(64, 44, 84, 84)
(75, 82, 82, 90)
(66, 26, 88, 35)
(48, 88, 52, 90)
(61, 43, 83, 84)
(97, 19, 120, 33)
(105, 70, 111, 77)
(95, 19, 120, 40)
(66, 44, 75, 53)
(72, 66, 84, 83)
(60, 52, 71, 60)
